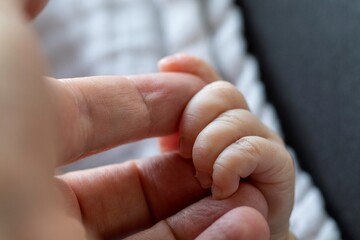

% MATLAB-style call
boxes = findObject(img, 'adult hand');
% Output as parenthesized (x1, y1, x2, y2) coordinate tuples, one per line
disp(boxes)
(0, 1, 270, 239)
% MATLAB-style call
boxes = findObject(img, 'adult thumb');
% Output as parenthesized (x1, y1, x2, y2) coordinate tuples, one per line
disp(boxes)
(197, 207, 270, 240)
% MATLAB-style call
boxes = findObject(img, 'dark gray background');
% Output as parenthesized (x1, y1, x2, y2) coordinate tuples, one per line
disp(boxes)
(236, 1, 360, 239)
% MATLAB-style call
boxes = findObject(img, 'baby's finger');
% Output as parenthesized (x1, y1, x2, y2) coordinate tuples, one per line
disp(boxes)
(212, 136, 294, 237)
(179, 81, 249, 158)
(158, 53, 221, 83)
(212, 136, 293, 200)
(157, 54, 222, 152)
(192, 109, 282, 188)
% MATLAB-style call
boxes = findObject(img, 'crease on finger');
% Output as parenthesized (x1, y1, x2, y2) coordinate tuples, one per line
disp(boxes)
(59, 79, 92, 162)
(129, 77, 153, 139)
(164, 219, 179, 240)
(133, 161, 157, 226)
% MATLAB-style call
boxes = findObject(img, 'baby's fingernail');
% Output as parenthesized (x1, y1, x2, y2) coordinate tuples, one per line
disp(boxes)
(211, 184, 223, 200)
(179, 137, 193, 159)
(195, 171, 212, 188)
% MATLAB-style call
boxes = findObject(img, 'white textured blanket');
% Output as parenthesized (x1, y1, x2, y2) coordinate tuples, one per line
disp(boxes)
(35, 0, 340, 239)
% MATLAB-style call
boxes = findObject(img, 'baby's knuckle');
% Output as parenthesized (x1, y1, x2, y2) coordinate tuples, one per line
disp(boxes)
(193, 144, 213, 163)
(215, 114, 239, 128)
(234, 137, 261, 158)
(216, 109, 249, 127)
(181, 111, 202, 130)
(213, 159, 232, 175)
(204, 81, 237, 96)
(202, 81, 249, 109)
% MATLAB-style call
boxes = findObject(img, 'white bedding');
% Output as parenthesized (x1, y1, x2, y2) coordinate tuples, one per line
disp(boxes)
(35, 0, 340, 239)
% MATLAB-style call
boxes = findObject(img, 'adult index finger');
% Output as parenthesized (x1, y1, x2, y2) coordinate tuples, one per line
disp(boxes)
(52, 73, 205, 164)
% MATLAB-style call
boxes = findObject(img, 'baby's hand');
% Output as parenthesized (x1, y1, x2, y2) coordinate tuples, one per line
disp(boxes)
(158, 54, 295, 240)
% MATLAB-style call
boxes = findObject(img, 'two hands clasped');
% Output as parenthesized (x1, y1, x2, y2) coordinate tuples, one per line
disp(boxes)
(0, 1, 295, 239)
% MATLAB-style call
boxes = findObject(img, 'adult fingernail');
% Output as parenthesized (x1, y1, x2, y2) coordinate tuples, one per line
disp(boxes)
(158, 54, 181, 66)
(195, 171, 212, 188)
(159, 53, 187, 66)
(179, 137, 193, 159)
(158, 56, 173, 66)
